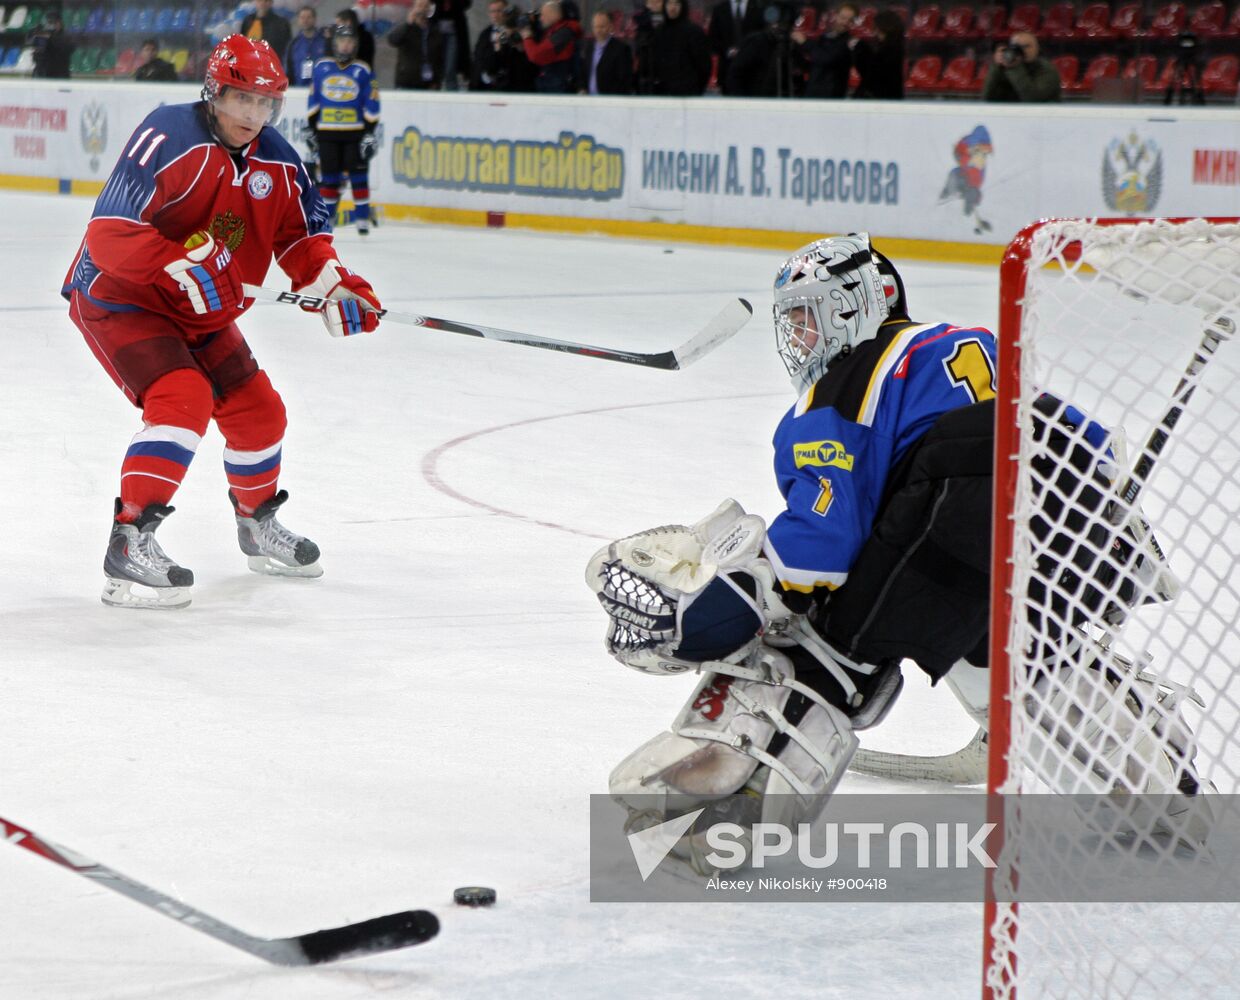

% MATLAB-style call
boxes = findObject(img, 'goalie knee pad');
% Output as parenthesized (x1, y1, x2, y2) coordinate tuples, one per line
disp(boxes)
(609, 650, 859, 840)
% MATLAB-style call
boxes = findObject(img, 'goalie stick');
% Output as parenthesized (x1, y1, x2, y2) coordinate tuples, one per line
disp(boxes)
(242, 283, 754, 371)
(0, 814, 439, 965)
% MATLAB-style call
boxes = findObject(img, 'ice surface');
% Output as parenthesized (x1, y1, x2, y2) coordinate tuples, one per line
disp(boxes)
(0, 192, 998, 999)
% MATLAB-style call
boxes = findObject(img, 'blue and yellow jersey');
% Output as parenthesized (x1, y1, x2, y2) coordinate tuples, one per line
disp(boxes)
(765, 318, 999, 597)
(307, 58, 380, 133)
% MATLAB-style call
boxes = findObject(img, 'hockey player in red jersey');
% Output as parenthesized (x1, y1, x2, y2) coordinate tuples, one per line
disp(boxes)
(62, 34, 383, 609)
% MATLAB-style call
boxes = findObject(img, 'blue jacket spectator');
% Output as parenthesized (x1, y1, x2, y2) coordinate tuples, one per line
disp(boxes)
(287, 6, 329, 85)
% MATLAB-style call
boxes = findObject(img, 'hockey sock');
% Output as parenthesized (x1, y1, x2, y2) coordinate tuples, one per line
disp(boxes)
(318, 178, 340, 220)
(348, 174, 369, 222)
(117, 369, 211, 522)
(214, 371, 287, 516)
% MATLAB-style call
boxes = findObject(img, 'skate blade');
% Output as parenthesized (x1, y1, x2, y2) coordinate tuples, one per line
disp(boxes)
(101, 577, 192, 610)
(246, 555, 324, 578)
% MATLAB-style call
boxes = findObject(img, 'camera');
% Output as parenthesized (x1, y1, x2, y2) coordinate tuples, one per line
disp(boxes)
(514, 8, 535, 29)
(999, 43, 1023, 66)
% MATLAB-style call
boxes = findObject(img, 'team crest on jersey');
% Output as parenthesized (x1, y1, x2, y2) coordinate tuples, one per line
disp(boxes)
(792, 440, 855, 472)
(247, 170, 274, 200)
(323, 74, 362, 102)
(207, 210, 246, 252)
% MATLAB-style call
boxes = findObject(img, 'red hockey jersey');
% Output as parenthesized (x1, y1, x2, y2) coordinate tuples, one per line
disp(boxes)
(63, 102, 336, 336)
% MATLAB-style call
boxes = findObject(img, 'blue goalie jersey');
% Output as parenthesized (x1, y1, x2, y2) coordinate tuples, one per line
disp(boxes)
(765, 318, 999, 597)
(307, 58, 380, 133)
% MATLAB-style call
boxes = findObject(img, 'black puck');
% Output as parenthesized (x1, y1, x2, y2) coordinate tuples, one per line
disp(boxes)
(453, 886, 497, 907)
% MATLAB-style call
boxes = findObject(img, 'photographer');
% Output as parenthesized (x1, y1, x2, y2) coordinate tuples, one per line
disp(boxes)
(472, 0, 537, 90)
(520, 1, 581, 93)
(388, 0, 444, 89)
(728, 1, 798, 98)
(794, 1, 858, 99)
(983, 31, 1061, 102)
(30, 10, 74, 79)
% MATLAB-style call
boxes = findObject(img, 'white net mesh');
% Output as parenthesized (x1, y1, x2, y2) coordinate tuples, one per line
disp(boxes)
(986, 219, 1240, 1000)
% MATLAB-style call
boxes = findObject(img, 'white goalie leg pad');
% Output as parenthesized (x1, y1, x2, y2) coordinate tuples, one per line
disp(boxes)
(1024, 639, 1214, 846)
(610, 648, 859, 875)
(943, 659, 991, 730)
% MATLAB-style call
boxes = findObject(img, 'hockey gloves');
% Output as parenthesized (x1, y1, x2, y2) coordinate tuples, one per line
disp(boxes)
(164, 232, 243, 317)
(299, 260, 383, 337)
(301, 124, 319, 159)
(359, 133, 377, 162)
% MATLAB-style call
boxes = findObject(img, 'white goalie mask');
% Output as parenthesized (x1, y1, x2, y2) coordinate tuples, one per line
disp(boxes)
(772, 233, 901, 394)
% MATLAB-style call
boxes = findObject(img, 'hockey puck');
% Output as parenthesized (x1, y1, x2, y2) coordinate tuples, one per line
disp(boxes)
(453, 886, 497, 907)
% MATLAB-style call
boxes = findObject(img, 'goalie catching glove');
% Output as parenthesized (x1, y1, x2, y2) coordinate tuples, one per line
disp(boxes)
(295, 260, 382, 337)
(584, 499, 792, 676)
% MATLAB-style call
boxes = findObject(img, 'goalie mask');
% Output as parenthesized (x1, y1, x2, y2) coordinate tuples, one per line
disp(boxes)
(773, 234, 905, 394)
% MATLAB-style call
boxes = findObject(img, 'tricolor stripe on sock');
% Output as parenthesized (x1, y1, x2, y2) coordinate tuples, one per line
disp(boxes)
(224, 441, 282, 513)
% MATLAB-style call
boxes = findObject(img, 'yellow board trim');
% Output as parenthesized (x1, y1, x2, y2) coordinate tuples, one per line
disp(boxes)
(0, 174, 1004, 264)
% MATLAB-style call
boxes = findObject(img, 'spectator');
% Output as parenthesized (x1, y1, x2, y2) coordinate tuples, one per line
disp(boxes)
(336, 9, 376, 67)
(286, 6, 329, 84)
(388, 0, 444, 89)
(520, 1, 581, 94)
(851, 7, 903, 99)
(707, 0, 765, 95)
(632, 0, 664, 93)
(652, 0, 711, 95)
(578, 10, 633, 94)
(30, 10, 74, 79)
(471, 0, 536, 90)
(728, 3, 798, 97)
(982, 31, 1061, 102)
(432, 0, 473, 90)
(793, 1, 857, 99)
(241, 0, 293, 72)
(134, 38, 178, 81)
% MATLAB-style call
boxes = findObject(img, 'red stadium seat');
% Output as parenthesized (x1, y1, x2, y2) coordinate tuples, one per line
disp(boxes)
(940, 4, 973, 38)
(1080, 53, 1120, 92)
(114, 46, 136, 74)
(1147, 2, 1187, 37)
(975, 3, 1007, 39)
(1188, 2, 1225, 37)
(905, 54, 943, 91)
(848, 65, 860, 90)
(1123, 53, 1159, 89)
(1053, 53, 1080, 88)
(939, 54, 979, 91)
(1202, 54, 1238, 94)
(1110, 3, 1143, 37)
(1042, 2, 1075, 40)
(1006, 2, 1040, 34)
(852, 5, 876, 38)
(1074, 3, 1114, 39)
(907, 3, 941, 38)
(1222, 4, 1240, 36)
(793, 6, 822, 37)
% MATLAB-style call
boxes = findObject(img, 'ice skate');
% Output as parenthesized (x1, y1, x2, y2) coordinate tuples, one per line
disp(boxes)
(232, 489, 323, 578)
(102, 500, 193, 610)
(356, 219, 369, 237)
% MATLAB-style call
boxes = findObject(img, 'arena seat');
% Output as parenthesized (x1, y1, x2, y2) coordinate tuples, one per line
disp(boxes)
(905, 54, 943, 92)
(1109, 3, 1143, 37)
(907, 3, 941, 39)
(940, 4, 974, 38)
(1188, 2, 1225, 37)
(939, 54, 979, 91)
(975, 3, 1006, 39)
(1074, 3, 1114, 39)
(1006, 2, 1041, 34)
(1146, 2, 1187, 37)
(1122, 53, 1159, 89)
(1042, 2, 1076, 39)
(1201, 53, 1238, 94)
(1053, 53, 1080, 88)
(1079, 52, 1121, 92)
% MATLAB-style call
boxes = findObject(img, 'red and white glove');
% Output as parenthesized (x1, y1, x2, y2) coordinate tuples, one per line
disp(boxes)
(299, 260, 382, 337)
(163, 232, 243, 316)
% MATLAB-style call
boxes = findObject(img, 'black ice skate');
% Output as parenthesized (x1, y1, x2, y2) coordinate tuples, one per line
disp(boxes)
(102, 499, 194, 610)
(231, 489, 323, 578)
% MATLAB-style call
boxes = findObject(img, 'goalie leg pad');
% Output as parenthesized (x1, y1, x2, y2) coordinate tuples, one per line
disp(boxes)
(943, 658, 991, 730)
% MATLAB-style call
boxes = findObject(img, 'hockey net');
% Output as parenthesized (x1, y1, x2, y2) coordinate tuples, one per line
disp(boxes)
(983, 218, 1240, 1000)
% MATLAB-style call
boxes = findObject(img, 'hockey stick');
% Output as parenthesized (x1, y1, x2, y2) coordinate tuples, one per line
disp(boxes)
(1, 815, 439, 965)
(850, 729, 989, 784)
(243, 283, 754, 371)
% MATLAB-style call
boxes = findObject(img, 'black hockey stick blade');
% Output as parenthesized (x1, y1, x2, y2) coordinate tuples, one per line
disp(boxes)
(1, 814, 439, 966)
(285, 909, 440, 965)
(243, 283, 753, 370)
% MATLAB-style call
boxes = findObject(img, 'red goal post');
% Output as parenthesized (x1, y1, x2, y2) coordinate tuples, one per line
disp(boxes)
(982, 217, 1240, 1000)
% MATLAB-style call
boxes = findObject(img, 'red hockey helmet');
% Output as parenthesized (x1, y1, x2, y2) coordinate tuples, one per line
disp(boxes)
(203, 35, 288, 126)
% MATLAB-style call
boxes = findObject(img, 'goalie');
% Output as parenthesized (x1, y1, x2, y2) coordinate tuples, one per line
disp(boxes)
(586, 234, 1212, 872)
